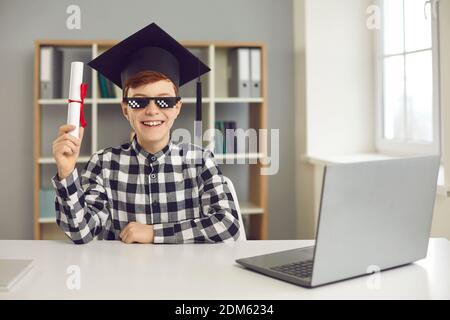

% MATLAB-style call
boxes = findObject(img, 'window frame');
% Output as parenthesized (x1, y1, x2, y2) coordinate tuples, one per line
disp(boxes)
(375, 0, 441, 156)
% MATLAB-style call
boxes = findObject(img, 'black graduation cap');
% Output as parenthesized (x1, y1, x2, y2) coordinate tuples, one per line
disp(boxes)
(87, 22, 210, 132)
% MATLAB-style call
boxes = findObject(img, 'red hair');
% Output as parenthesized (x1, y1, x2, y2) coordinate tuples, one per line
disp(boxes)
(122, 71, 179, 97)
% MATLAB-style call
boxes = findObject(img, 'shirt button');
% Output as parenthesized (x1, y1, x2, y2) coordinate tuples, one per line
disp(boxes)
(151, 156, 156, 161)
(150, 173, 156, 179)
(152, 200, 158, 206)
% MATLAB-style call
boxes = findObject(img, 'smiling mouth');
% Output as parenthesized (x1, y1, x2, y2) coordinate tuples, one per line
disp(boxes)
(141, 120, 165, 128)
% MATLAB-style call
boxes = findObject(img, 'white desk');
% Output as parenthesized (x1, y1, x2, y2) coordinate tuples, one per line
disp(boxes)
(0, 238, 449, 299)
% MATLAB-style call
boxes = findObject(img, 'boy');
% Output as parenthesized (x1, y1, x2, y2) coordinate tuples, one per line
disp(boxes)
(51, 23, 240, 244)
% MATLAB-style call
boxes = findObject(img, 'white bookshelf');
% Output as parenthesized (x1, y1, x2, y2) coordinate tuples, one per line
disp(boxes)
(215, 97, 264, 103)
(34, 40, 268, 240)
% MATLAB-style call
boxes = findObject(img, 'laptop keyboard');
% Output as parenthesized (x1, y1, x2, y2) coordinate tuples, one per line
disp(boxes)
(270, 260, 313, 279)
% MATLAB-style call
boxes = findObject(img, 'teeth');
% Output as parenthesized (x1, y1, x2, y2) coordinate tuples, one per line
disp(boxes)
(143, 121, 163, 127)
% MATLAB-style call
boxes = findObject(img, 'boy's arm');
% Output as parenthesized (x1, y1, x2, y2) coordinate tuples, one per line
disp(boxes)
(52, 153, 110, 244)
(152, 149, 241, 244)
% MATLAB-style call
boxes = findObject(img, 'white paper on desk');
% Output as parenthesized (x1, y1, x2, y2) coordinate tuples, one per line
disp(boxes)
(0, 259, 34, 291)
(67, 62, 84, 138)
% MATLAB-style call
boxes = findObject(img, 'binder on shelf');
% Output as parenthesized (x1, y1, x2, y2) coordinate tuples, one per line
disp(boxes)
(250, 48, 261, 98)
(40, 47, 63, 99)
(228, 48, 251, 98)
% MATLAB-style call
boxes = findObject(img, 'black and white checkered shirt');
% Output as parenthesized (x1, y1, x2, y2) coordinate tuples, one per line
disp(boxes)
(51, 136, 241, 244)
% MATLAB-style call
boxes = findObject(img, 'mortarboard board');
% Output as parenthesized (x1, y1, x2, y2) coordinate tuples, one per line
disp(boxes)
(87, 22, 210, 138)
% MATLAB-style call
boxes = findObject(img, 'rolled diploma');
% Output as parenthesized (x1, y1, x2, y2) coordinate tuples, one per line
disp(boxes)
(67, 62, 84, 138)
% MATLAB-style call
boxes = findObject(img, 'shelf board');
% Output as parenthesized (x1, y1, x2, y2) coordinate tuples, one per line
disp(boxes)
(39, 217, 56, 224)
(38, 156, 91, 164)
(215, 153, 263, 161)
(215, 97, 263, 103)
(38, 99, 93, 105)
(180, 98, 211, 104)
(240, 201, 264, 215)
(97, 98, 121, 104)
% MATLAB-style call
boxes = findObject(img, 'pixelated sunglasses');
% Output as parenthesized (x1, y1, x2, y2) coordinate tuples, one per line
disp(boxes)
(123, 97, 181, 109)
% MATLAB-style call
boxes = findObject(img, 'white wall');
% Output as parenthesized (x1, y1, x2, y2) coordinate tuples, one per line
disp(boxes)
(304, 0, 375, 156)
(294, 0, 316, 238)
(294, 0, 376, 238)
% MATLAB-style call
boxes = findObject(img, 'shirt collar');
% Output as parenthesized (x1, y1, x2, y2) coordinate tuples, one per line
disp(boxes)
(131, 135, 172, 164)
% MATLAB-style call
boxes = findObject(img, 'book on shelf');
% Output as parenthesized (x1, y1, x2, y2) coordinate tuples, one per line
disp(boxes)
(224, 121, 237, 154)
(107, 78, 115, 98)
(98, 73, 117, 98)
(97, 73, 122, 98)
(214, 121, 224, 154)
(98, 73, 107, 98)
(214, 121, 238, 154)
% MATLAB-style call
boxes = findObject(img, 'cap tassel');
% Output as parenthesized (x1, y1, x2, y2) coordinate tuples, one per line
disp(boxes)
(194, 78, 202, 144)
(195, 58, 202, 143)
(196, 78, 202, 122)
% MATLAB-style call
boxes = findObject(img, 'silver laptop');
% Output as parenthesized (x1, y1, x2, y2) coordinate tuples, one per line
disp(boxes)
(0, 259, 34, 291)
(236, 155, 440, 288)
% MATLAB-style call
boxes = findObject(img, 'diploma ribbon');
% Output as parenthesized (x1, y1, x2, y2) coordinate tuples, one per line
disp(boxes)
(68, 83, 88, 128)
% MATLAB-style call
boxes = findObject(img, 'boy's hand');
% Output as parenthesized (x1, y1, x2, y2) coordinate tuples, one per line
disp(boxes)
(52, 124, 84, 180)
(120, 222, 154, 244)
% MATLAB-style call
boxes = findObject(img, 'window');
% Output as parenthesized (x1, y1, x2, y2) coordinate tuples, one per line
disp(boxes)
(376, 0, 440, 155)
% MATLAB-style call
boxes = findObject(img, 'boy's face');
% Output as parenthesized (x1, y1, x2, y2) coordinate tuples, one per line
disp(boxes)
(121, 79, 182, 149)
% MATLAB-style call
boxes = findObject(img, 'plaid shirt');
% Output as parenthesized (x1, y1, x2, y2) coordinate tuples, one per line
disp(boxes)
(51, 136, 241, 244)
